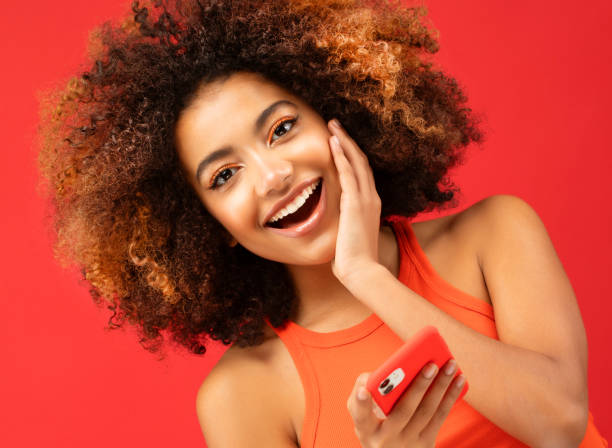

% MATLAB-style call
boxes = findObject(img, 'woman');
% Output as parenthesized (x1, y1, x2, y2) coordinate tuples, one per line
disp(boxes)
(37, 0, 608, 446)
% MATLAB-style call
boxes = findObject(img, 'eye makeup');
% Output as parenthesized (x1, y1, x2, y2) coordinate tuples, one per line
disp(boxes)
(206, 114, 299, 190)
(266, 115, 298, 145)
(208, 162, 241, 189)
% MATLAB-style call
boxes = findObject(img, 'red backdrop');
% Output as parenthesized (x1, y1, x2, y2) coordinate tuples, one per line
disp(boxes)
(1, 0, 609, 445)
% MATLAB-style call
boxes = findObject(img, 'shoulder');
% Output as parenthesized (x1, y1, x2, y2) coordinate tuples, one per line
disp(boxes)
(409, 194, 538, 264)
(411, 194, 545, 307)
(456, 194, 548, 260)
(464, 194, 539, 223)
(410, 195, 530, 252)
(431, 194, 543, 248)
(195, 342, 297, 447)
(450, 194, 537, 228)
(456, 194, 589, 368)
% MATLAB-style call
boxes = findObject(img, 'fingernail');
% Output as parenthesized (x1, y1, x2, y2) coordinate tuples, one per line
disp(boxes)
(423, 363, 437, 379)
(331, 118, 341, 128)
(357, 387, 368, 401)
(445, 359, 457, 376)
(455, 375, 465, 389)
(331, 135, 340, 147)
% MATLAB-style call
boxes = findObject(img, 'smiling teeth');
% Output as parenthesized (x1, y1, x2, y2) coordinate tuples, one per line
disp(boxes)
(268, 179, 321, 224)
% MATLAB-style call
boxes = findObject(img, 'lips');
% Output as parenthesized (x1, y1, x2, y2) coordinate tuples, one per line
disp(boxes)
(264, 179, 326, 238)
(267, 180, 322, 229)
(262, 177, 321, 226)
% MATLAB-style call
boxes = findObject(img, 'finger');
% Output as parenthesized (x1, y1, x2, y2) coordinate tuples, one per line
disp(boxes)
(330, 133, 382, 218)
(329, 119, 375, 196)
(376, 362, 438, 439)
(328, 119, 368, 167)
(330, 135, 359, 197)
(347, 373, 381, 440)
(328, 119, 378, 199)
(418, 374, 466, 442)
(401, 359, 458, 435)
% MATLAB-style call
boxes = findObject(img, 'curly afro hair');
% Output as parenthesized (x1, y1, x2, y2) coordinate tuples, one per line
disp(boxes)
(37, 0, 482, 356)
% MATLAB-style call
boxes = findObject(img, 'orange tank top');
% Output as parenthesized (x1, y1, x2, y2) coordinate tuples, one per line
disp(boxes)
(264, 214, 608, 447)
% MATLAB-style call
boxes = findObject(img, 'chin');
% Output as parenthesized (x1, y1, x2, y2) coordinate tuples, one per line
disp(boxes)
(284, 236, 338, 266)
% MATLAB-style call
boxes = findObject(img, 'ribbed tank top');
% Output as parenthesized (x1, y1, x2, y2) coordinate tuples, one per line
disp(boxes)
(264, 214, 608, 447)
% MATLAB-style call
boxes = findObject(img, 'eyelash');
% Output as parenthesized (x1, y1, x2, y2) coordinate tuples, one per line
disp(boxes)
(207, 115, 298, 190)
(267, 115, 297, 144)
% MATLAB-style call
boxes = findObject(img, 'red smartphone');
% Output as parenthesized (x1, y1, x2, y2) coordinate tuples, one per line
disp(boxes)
(365, 325, 468, 416)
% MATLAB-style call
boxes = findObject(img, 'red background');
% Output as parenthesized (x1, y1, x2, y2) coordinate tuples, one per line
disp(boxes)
(1, 0, 609, 445)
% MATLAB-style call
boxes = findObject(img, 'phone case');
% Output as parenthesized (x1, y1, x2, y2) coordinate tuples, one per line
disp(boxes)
(365, 325, 468, 416)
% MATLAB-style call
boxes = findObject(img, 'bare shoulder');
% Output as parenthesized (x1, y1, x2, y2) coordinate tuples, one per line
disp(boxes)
(409, 194, 502, 246)
(459, 194, 589, 393)
(409, 194, 504, 264)
(426, 194, 538, 250)
(459, 193, 539, 225)
(435, 194, 556, 281)
(195, 339, 298, 447)
(408, 194, 536, 308)
(456, 194, 549, 259)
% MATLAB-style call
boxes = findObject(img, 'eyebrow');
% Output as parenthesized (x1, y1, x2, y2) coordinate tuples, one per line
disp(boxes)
(195, 99, 297, 184)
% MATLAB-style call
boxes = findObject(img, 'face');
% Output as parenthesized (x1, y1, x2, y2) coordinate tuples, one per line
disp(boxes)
(175, 72, 342, 265)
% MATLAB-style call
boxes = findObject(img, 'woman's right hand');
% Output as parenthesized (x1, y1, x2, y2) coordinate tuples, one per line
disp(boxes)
(347, 359, 465, 448)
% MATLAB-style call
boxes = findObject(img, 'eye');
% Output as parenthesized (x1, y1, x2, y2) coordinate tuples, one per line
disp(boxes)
(209, 163, 240, 190)
(268, 116, 297, 144)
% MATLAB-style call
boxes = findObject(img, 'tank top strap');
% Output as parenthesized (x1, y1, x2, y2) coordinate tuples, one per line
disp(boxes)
(264, 314, 394, 447)
(383, 214, 495, 320)
(264, 317, 321, 447)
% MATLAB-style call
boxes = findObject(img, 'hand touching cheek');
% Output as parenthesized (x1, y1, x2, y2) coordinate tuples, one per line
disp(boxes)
(327, 119, 382, 285)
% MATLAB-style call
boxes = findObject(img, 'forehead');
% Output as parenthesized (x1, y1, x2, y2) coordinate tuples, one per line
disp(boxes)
(176, 72, 297, 157)
(174, 72, 304, 178)
(183, 72, 296, 124)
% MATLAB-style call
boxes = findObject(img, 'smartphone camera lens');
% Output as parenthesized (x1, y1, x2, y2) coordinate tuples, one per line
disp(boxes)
(384, 384, 394, 395)
(380, 379, 390, 388)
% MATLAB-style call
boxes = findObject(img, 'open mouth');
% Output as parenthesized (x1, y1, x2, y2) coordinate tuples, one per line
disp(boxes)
(266, 179, 323, 229)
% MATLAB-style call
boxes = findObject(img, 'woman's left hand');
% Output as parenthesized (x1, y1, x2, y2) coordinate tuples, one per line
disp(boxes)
(328, 118, 383, 286)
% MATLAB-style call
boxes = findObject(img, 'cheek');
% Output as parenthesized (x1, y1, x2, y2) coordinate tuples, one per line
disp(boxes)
(295, 132, 334, 165)
(208, 192, 258, 237)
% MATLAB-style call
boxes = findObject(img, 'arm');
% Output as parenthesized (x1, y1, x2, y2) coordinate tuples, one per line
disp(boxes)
(342, 195, 589, 448)
(195, 358, 299, 448)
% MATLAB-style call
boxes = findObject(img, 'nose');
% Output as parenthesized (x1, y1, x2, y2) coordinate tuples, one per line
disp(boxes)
(252, 152, 293, 197)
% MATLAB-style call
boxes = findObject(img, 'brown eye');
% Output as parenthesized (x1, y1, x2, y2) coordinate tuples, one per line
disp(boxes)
(209, 165, 240, 189)
(268, 117, 297, 144)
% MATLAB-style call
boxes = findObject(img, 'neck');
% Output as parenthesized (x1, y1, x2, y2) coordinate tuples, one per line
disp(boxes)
(284, 224, 399, 331)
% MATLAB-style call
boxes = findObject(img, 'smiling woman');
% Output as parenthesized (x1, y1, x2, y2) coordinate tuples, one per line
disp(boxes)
(36, 0, 608, 447)
(38, 0, 472, 353)
(175, 72, 342, 262)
